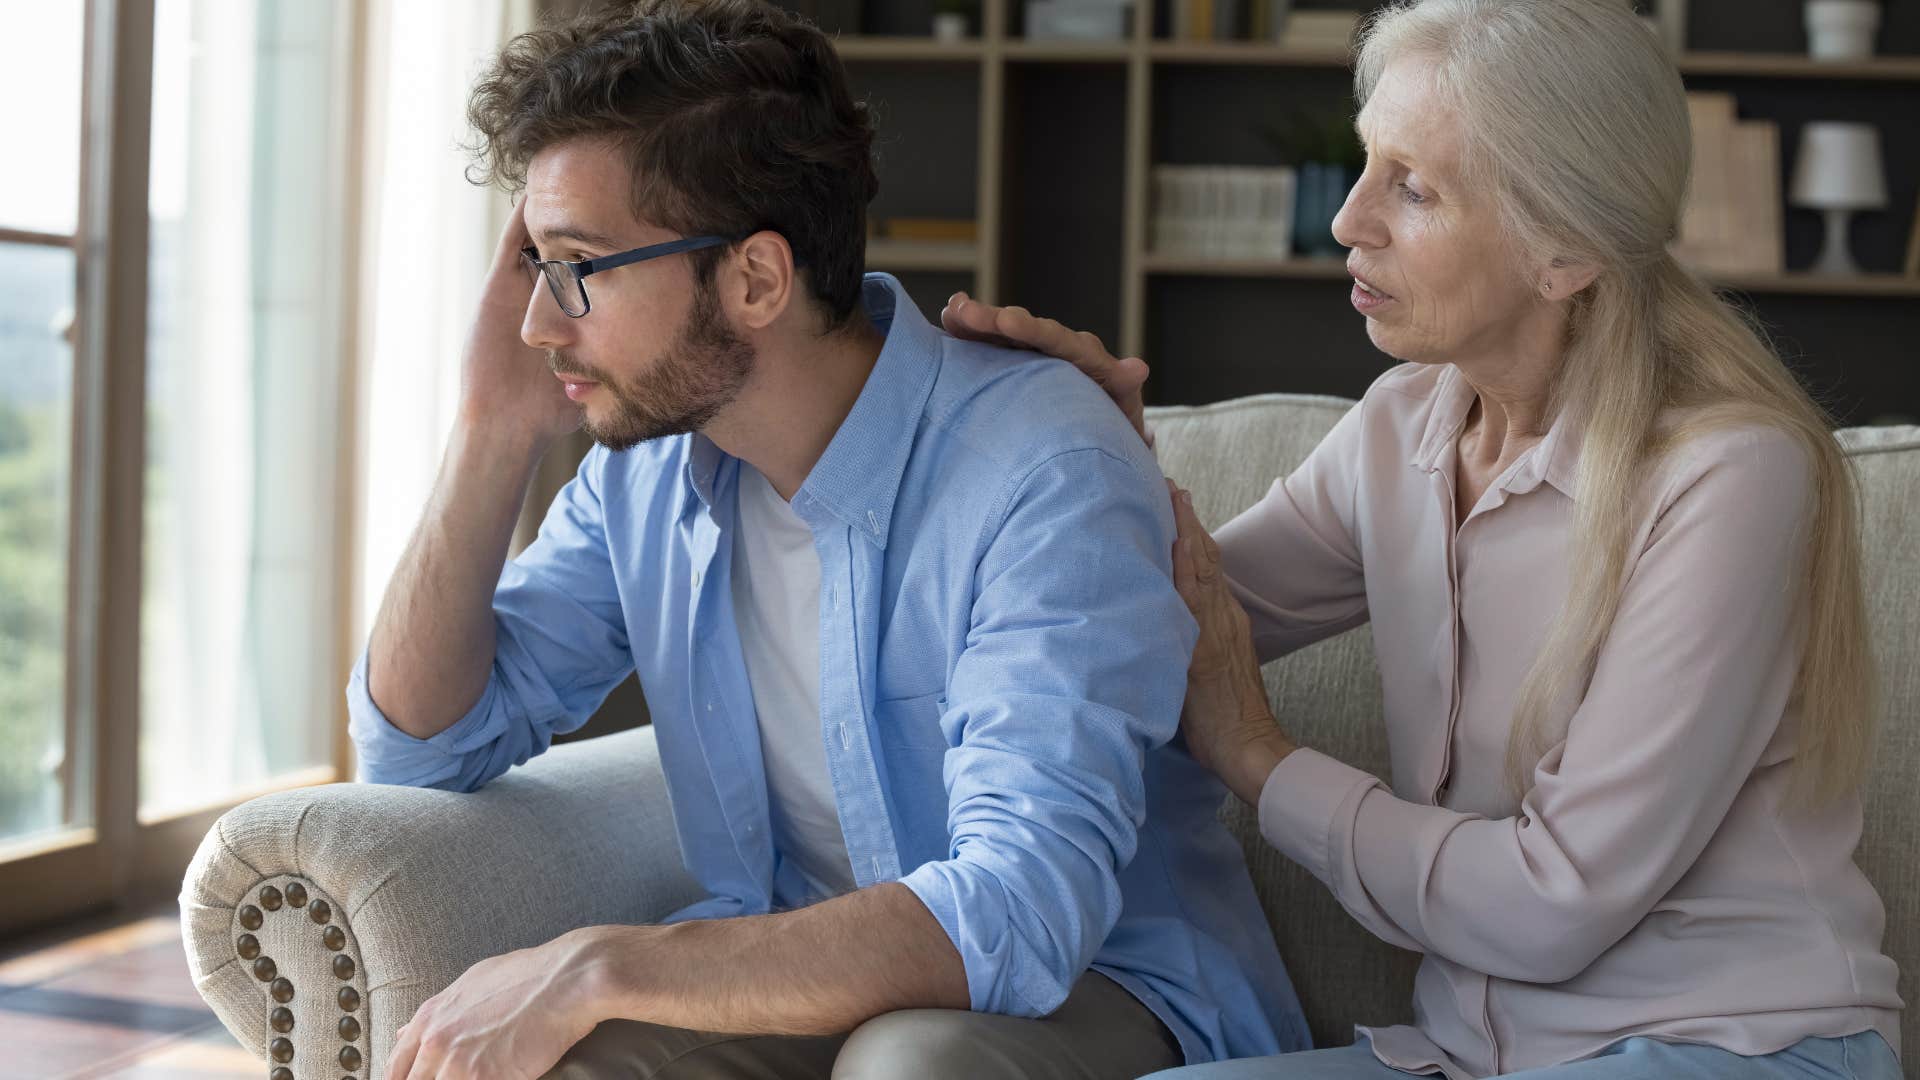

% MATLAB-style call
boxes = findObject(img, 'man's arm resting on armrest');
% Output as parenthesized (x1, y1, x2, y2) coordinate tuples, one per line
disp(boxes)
(578, 882, 968, 1035)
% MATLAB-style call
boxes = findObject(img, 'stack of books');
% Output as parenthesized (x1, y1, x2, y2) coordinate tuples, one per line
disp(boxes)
(1276, 9, 1360, 50)
(1150, 165, 1297, 258)
(1167, 0, 1357, 46)
(1672, 92, 1783, 276)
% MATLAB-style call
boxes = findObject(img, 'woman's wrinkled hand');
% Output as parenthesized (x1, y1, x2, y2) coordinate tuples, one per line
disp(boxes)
(939, 292, 1153, 448)
(1168, 481, 1299, 805)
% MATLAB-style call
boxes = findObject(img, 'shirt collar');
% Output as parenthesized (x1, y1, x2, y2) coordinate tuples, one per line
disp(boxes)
(1410, 363, 1582, 499)
(677, 273, 942, 542)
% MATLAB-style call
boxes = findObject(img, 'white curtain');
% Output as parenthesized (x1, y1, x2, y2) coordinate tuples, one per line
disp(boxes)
(143, 0, 351, 814)
(352, 0, 536, 654)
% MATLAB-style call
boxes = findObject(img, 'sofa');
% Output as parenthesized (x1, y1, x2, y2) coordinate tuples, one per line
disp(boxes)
(182, 393, 1919, 1078)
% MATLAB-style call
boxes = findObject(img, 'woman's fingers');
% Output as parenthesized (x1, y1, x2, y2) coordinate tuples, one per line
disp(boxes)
(943, 294, 1149, 392)
(1170, 487, 1221, 582)
(939, 292, 1019, 349)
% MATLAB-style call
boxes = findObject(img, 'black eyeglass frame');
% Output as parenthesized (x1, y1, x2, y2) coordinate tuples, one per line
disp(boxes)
(521, 234, 733, 318)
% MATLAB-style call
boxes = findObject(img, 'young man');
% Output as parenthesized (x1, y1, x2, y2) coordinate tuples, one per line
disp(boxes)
(350, 2, 1309, 1076)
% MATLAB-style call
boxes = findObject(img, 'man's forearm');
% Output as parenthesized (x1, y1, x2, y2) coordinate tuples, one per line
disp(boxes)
(581, 882, 969, 1036)
(365, 416, 548, 739)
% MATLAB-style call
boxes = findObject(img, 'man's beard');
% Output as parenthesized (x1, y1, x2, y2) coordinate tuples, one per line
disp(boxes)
(550, 282, 755, 452)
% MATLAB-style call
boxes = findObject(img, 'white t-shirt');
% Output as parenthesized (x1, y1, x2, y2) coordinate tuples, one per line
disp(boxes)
(729, 464, 857, 900)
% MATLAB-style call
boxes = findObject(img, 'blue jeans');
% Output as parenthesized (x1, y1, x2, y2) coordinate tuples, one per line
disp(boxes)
(1144, 1031, 1902, 1080)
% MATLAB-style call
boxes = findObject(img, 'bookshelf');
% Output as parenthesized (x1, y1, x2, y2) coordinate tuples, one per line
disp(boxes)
(815, 0, 1920, 424)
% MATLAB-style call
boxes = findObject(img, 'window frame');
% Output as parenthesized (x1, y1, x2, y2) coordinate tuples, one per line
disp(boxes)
(0, 0, 366, 937)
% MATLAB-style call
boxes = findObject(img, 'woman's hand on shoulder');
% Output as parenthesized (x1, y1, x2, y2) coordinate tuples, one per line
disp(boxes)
(1168, 480, 1299, 804)
(940, 292, 1153, 447)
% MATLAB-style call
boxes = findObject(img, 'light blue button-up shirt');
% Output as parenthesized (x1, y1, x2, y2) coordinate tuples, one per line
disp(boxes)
(347, 274, 1310, 1063)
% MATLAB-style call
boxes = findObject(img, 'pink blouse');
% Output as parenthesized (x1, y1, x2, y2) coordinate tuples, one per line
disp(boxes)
(1222, 362, 1902, 1078)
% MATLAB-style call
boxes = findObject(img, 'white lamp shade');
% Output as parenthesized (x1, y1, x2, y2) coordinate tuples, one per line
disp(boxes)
(1790, 122, 1889, 210)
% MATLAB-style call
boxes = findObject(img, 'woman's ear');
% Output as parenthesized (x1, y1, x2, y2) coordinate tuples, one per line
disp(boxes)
(1541, 257, 1601, 300)
(725, 229, 796, 331)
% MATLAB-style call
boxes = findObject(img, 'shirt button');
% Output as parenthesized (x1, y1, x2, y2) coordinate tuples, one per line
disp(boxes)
(692, 569, 703, 588)
(838, 721, 851, 751)
(706, 701, 713, 713)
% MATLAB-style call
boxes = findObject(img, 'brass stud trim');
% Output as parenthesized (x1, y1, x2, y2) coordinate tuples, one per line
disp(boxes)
(340, 1044, 364, 1071)
(271, 1006, 295, 1033)
(252, 956, 278, 982)
(238, 905, 264, 931)
(236, 934, 260, 960)
(285, 881, 309, 907)
(309, 899, 332, 925)
(270, 977, 295, 1004)
(331, 954, 356, 980)
(269, 1035, 294, 1063)
(338, 1014, 361, 1041)
(337, 986, 361, 1012)
(322, 925, 347, 952)
(259, 885, 284, 911)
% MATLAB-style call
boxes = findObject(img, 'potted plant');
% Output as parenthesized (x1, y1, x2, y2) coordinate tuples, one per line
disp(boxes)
(1262, 109, 1366, 258)
(933, 0, 977, 42)
(1805, 0, 1882, 60)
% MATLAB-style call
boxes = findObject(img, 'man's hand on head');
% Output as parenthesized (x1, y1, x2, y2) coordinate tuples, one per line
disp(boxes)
(459, 195, 583, 454)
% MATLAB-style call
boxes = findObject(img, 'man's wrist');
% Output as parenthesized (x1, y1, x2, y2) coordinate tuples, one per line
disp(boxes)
(562, 923, 664, 1026)
(452, 400, 562, 467)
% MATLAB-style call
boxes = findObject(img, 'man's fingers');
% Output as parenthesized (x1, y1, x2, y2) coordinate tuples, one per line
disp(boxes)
(389, 1022, 420, 1080)
(495, 194, 532, 270)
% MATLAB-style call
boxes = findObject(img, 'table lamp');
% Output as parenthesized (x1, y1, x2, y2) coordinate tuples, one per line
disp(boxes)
(1790, 121, 1888, 275)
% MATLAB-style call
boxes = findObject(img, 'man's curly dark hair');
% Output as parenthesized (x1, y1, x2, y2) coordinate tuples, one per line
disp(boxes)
(466, 0, 881, 327)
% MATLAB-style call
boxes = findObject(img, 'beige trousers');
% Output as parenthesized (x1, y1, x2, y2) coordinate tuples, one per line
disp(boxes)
(539, 971, 1184, 1079)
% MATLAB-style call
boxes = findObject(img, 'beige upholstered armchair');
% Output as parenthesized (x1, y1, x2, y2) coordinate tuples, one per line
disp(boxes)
(182, 396, 1920, 1079)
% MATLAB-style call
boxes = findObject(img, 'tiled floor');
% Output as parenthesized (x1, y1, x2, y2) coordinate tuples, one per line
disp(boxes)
(0, 905, 257, 1079)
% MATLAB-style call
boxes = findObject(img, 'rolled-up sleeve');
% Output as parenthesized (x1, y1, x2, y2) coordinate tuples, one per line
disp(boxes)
(1256, 429, 1815, 982)
(348, 447, 634, 792)
(899, 448, 1197, 1017)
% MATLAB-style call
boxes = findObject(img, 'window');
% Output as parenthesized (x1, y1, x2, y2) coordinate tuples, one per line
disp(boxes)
(0, 0, 358, 933)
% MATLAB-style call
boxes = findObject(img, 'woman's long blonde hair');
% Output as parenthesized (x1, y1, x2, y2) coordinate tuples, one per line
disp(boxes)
(1354, 0, 1875, 805)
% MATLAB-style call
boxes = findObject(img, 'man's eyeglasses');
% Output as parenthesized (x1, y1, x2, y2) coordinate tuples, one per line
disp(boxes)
(521, 235, 732, 318)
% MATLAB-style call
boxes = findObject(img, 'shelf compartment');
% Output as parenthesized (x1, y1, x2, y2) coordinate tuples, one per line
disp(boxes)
(1004, 40, 1134, 63)
(1149, 41, 1351, 67)
(1678, 51, 1920, 81)
(1142, 253, 1350, 279)
(866, 239, 979, 272)
(833, 35, 986, 61)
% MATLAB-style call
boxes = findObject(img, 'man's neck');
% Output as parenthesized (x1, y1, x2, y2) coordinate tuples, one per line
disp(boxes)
(704, 313, 888, 501)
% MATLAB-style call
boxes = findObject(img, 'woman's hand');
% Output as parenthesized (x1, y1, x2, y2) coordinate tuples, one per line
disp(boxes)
(1169, 481, 1299, 806)
(939, 292, 1153, 447)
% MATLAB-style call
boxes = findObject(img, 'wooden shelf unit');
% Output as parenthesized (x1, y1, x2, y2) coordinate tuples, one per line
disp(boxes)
(865, 238, 980, 272)
(1142, 255, 1920, 298)
(822, 1, 1920, 421)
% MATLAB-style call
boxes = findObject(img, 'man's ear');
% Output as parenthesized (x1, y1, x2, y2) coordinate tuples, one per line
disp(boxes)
(722, 230, 796, 331)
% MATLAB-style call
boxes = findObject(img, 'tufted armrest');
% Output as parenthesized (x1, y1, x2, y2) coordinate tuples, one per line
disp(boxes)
(180, 724, 701, 1077)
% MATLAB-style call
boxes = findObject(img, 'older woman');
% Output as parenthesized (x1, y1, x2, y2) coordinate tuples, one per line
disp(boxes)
(941, 1, 1903, 1078)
